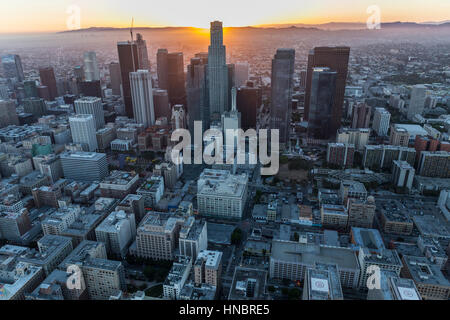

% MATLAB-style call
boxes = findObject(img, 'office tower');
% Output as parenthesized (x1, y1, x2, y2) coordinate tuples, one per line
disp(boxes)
(39, 67, 58, 100)
(208, 21, 229, 119)
(0, 208, 32, 242)
(227, 63, 235, 111)
(414, 135, 450, 164)
(157, 49, 169, 90)
(221, 88, 241, 148)
(235, 62, 249, 87)
(69, 114, 98, 152)
(74, 97, 105, 129)
(392, 160, 415, 190)
(135, 33, 150, 71)
(304, 47, 350, 134)
(351, 102, 371, 129)
(186, 55, 209, 136)
(74, 65, 84, 82)
(372, 108, 391, 136)
(194, 250, 223, 287)
(0, 84, 8, 99)
(407, 85, 426, 120)
(236, 82, 261, 130)
(23, 98, 47, 118)
(37, 85, 50, 100)
(1, 54, 24, 81)
(0, 99, 19, 128)
(153, 162, 178, 189)
(270, 48, 295, 145)
(166, 52, 186, 106)
(153, 89, 171, 120)
(307, 67, 337, 139)
(363, 145, 416, 170)
(60, 151, 108, 182)
(326, 143, 355, 168)
(130, 69, 155, 128)
(83, 51, 100, 81)
(95, 210, 136, 258)
(109, 62, 122, 96)
(197, 169, 248, 219)
(136, 175, 165, 208)
(24, 80, 38, 98)
(117, 41, 139, 118)
(171, 104, 186, 130)
(79, 80, 102, 98)
(303, 263, 344, 300)
(347, 197, 376, 229)
(389, 127, 410, 146)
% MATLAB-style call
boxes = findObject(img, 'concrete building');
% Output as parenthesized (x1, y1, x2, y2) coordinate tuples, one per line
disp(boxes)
(363, 145, 416, 171)
(303, 263, 344, 300)
(197, 169, 248, 219)
(178, 217, 207, 260)
(41, 205, 81, 236)
(358, 247, 402, 289)
(326, 143, 355, 168)
(407, 85, 426, 120)
(351, 102, 371, 129)
(60, 152, 109, 182)
(83, 51, 100, 81)
(163, 256, 192, 299)
(95, 210, 135, 258)
(0, 209, 32, 243)
(194, 250, 222, 288)
(336, 128, 369, 151)
(153, 162, 178, 189)
(0, 99, 19, 128)
(99, 170, 139, 199)
(228, 267, 268, 300)
(418, 151, 450, 178)
(389, 127, 410, 147)
(372, 108, 391, 136)
(270, 241, 360, 288)
(340, 180, 367, 203)
(130, 69, 155, 128)
(377, 200, 414, 235)
(136, 175, 164, 208)
(321, 204, 348, 229)
(74, 97, 104, 130)
(401, 255, 450, 300)
(392, 160, 415, 190)
(69, 114, 98, 152)
(115, 194, 145, 223)
(367, 270, 421, 300)
(347, 196, 376, 229)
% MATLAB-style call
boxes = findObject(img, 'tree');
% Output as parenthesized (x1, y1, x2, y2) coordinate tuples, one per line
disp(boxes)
(267, 286, 276, 293)
(288, 288, 301, 300)
(231, 228, 243, 245)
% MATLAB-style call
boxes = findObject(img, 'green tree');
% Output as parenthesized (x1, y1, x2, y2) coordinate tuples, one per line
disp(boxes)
(231, 228, 243, 245)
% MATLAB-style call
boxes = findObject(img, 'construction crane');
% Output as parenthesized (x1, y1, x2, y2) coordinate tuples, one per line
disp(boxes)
(130, 18, 136, 72)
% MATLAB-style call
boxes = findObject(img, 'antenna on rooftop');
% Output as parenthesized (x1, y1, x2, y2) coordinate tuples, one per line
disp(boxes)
(130, 17, 136, 72)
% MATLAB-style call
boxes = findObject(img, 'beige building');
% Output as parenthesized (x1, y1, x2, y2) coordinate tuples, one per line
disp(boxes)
(194, 250, 223, 288)
(390, 127, 410, 146)
(347, 196, 376, 229)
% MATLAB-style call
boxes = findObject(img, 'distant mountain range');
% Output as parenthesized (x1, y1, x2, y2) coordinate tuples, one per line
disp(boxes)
(59, 21, 450, 33)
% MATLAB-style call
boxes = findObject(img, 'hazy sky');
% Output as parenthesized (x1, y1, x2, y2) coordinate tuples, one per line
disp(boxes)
(1, 0, 450, 33)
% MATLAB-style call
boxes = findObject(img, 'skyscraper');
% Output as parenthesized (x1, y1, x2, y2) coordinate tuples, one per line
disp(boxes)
(23, 98, 47, 119)
(304, 47, 350, 135)
(39, 67, 58, 100)
(23, 80, 38, 98)
(270, 48, 295, 145)
(373, 108, 391, 136)
(208, 21, 229, 120)
(136, 33, 150, 71)
(109, 62, 122, 96)
(407, 85, 426, 120)
(157, 49, 169, 90)
(1, 54, 24, 81)
(130, 70, 155, 128)
(187, 54, 209, 136)
(83, 51, 100, 81)
(74, 97, 105, 130)
(351, 102, 371, 129)
(235, 62, 249, 87)
(153, 89, 171, 120)
(307, 67, 337, 139)
(167, 52, 186, 106)
(117, 41, 139, 118)
(0, 99, 19, 128)
(69, 114, 98, 152)
(237, 81, 261, 130)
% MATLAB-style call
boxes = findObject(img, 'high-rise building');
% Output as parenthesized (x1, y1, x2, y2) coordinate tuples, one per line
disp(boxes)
(303, 263, 344, 300)
(79, 80, 102, 98)
(23, 98, 47, 118)
(157, 49, 169, 90)
(372, 108, 391, 136)
(336, 128, 370, 151)
(130, 70, 155, 128)
(186, 55, 209, 136)
(74, 97, 105, 130)
(135, 33, 150, 71)
(23, 80, 38, 98)
(326, 143, 355, 168)
(417, 151, 450, 178)
(60, 152, 109, 182)
(208, 21, 229, 120)
(236, 82, 261, 130)
(414, 135, 450, 165)
(389, 127, 410, 147)
(171, 104, 186, 130)
(304, 47, 350, 135)
(1, 54, 24, 81)
(0, 99, 19, 128)
(347, 197, 376, 229)
(69, 114, 98, 152)
(351, 102, 371, 129)
(392, 160, 415, 190)
(167, 52, 186, 106)
(194, 250, 223, 287)
(39, 67, 58, 100)
(109, 62, 122, 96)
(235, 62, 249, 87)
(178, 217, 208, 260)
(83, 51, 100, 81)
(153, 89, 171, 120)
(270, 48, 295, 145)
(307, 67, 336, 139)
(407, 85, 426, 120)
(117, 41, 139, 118)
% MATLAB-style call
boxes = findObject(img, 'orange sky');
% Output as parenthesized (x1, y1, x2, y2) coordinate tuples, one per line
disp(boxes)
(1, 0, 449, 33)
